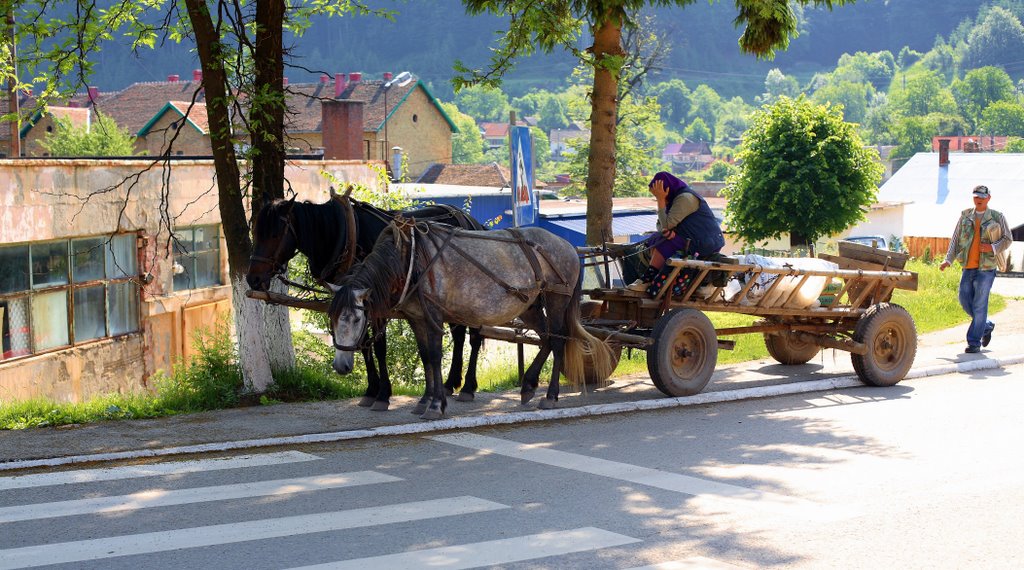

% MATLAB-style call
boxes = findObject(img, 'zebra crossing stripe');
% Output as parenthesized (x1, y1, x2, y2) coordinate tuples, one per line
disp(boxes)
(0, 496, 508, 570)
(0, 451, 319, 491)
(428, 433, 808, 505)
(285, 527, 640, 570)
(625, 557, 747, 569)
(0, 472, 400, 524)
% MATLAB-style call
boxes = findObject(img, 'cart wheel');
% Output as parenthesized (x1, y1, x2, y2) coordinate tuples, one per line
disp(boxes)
(647, 309, 717, 397)
(583, 344, 622, 387)
(764, 331, 820, 365)
(851, 303, 917, 386)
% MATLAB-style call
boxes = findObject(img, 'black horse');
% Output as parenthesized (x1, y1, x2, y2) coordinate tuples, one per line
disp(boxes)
(246, 190, 487, 410)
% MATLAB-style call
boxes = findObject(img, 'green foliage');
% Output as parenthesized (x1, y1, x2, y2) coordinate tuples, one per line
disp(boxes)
(151, 318, 244, 411)
(833, 51, 896, 90)
(811, 80, 873, 124)
(757, 68, 799, 106)
(701, 160, 739, 181)
(441, 101, 486, 163)
(453, 85, 512, 122)
(683, 117, 712, 143)
(891, 112, 968, 159)
(890, 69, 958, 117)
(651, 78, 692, 127)
(40, 111, 138, 157)
(951, 66, 1016, 130)
(538, 97, 571, 132)
(1002, 137, 1024, 152)
(961, 6, 1024, 70)
(724, 96, 882, 245)
(688, 84, 723, 136)
(981, 101, 1024, 137)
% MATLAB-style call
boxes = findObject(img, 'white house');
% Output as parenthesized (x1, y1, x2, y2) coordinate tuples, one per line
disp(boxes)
(876, 151, 1024, 270)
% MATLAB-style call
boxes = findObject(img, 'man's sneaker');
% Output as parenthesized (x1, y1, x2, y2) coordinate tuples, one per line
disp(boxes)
(982, 323, 995, 347)
(625, 279, 649, 292)
(965, 345, 981, 354)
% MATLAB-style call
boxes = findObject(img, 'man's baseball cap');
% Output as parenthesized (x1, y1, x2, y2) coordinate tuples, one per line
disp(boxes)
(973, 185, 991, 198)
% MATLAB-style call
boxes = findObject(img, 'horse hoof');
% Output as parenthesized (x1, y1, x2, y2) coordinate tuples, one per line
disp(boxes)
(520, 390, 536, 405)
(370, 401, 390, 412)
(420, 409, 444, 420)
(357, 396, 375, 407)
(455, 392, 475, 402)
(537, 398, 557, 410)
(412, 403, 428, 415)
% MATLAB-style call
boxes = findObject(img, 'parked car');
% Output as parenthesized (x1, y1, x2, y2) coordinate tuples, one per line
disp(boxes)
(842, 235, 889, 250)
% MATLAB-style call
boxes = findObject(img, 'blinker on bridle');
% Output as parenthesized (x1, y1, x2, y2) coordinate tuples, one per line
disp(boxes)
(331, 302, 371, 352)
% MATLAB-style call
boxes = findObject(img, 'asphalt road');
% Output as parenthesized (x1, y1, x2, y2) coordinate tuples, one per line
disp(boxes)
(2, 365, 1022, 569)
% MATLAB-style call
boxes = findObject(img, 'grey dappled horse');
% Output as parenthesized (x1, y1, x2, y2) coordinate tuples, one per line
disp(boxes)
(328, 220, 615, 420)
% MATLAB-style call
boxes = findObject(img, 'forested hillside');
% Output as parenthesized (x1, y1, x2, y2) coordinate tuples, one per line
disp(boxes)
(88, 0, 986, 101)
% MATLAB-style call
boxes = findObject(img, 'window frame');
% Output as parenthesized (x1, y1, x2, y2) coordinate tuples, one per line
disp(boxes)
(172, 224, 223, 292)
(0, 233, 141, 363)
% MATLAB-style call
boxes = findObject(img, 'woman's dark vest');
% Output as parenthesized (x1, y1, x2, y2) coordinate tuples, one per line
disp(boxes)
(668, 187, 725, 256)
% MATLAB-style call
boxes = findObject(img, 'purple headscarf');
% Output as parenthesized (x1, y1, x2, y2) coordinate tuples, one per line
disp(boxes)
(649, 171, 689, 208)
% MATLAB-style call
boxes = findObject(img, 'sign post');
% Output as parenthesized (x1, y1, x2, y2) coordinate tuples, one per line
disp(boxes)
(510, 125, 536, 227)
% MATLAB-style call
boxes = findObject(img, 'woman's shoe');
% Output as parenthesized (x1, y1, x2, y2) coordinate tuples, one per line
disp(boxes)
(626, 279, 649, 292)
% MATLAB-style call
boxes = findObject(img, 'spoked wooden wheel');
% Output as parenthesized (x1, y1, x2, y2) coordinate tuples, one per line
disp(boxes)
(851, 303, 917, 386)
(647, 309, 717, 397)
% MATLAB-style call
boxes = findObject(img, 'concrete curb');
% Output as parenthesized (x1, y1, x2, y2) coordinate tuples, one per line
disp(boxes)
(3, 354, 1023, 473)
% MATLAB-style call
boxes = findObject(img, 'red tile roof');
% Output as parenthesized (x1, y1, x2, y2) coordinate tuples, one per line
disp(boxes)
(480, 122, 509, 138)
(417, 162, 511, 186)
(73, 81, 206, 134)
(167, 101, 209, 134)
(284, 79, 431, 133)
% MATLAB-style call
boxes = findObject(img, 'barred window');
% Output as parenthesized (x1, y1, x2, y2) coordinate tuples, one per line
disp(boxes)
(173, 225, 222, 291)
(0, 234, 140, 362)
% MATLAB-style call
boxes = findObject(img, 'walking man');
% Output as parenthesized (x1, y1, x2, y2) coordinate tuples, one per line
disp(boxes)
(939, 185, 1012, 353)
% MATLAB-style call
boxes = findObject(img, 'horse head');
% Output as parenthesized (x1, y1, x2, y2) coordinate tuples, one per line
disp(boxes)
(246, 197, 298, 291)
(327, 283, 371, 375)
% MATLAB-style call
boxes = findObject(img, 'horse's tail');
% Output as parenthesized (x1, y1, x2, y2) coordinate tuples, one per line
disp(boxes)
(562, 278, 615, 390)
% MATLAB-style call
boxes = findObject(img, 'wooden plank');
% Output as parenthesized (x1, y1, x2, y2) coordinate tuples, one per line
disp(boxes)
(837, 240, 909, 268)
(246, 290, 330, 312)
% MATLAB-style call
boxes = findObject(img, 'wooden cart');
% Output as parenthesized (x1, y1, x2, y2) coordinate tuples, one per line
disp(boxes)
(576, 241, 919, 397)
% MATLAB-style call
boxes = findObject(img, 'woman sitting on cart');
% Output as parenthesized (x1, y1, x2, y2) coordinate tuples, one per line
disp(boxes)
(626, 171, 726, 296)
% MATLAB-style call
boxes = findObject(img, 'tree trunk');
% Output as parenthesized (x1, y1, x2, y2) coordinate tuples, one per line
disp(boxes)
(250, 0, 295, 373)
(584, 12, 623, 246)
(184, 0, 275, 392)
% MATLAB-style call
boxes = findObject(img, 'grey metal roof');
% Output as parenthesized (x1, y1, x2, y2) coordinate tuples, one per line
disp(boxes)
(542, 212, 660, 239)
(877, 152, 1024, 237)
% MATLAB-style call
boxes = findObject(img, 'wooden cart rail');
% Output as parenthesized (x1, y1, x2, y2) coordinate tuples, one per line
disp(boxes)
(588, 257, 918, 319)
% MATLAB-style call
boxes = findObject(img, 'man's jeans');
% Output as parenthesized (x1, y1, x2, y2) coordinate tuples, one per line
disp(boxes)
(958, 268, 996, 347)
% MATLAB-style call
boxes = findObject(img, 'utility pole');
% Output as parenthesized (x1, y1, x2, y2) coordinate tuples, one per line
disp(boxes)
(6, 9, 19, 158)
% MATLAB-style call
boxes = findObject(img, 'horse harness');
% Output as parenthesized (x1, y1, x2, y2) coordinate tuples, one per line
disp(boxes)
(394, 220, 574, 310)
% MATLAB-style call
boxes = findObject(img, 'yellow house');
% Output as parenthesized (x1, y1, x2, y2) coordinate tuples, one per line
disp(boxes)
(286, 72, 458, 179)
(136, 102, 211, 157)
(18, 106, 93, 157)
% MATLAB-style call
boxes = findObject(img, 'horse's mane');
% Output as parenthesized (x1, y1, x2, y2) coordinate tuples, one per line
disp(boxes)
(256, 198, 346, 271)
(331, 227, 405, 319)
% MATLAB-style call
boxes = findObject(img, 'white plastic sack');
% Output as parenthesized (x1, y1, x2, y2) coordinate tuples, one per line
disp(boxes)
(728, 254, 838, 309)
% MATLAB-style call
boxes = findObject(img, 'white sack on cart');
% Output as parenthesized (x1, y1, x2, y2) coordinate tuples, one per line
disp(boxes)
(724, 254, 839, 309)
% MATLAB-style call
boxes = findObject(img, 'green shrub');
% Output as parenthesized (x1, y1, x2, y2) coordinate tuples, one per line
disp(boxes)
(151, 317, 243, 412)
